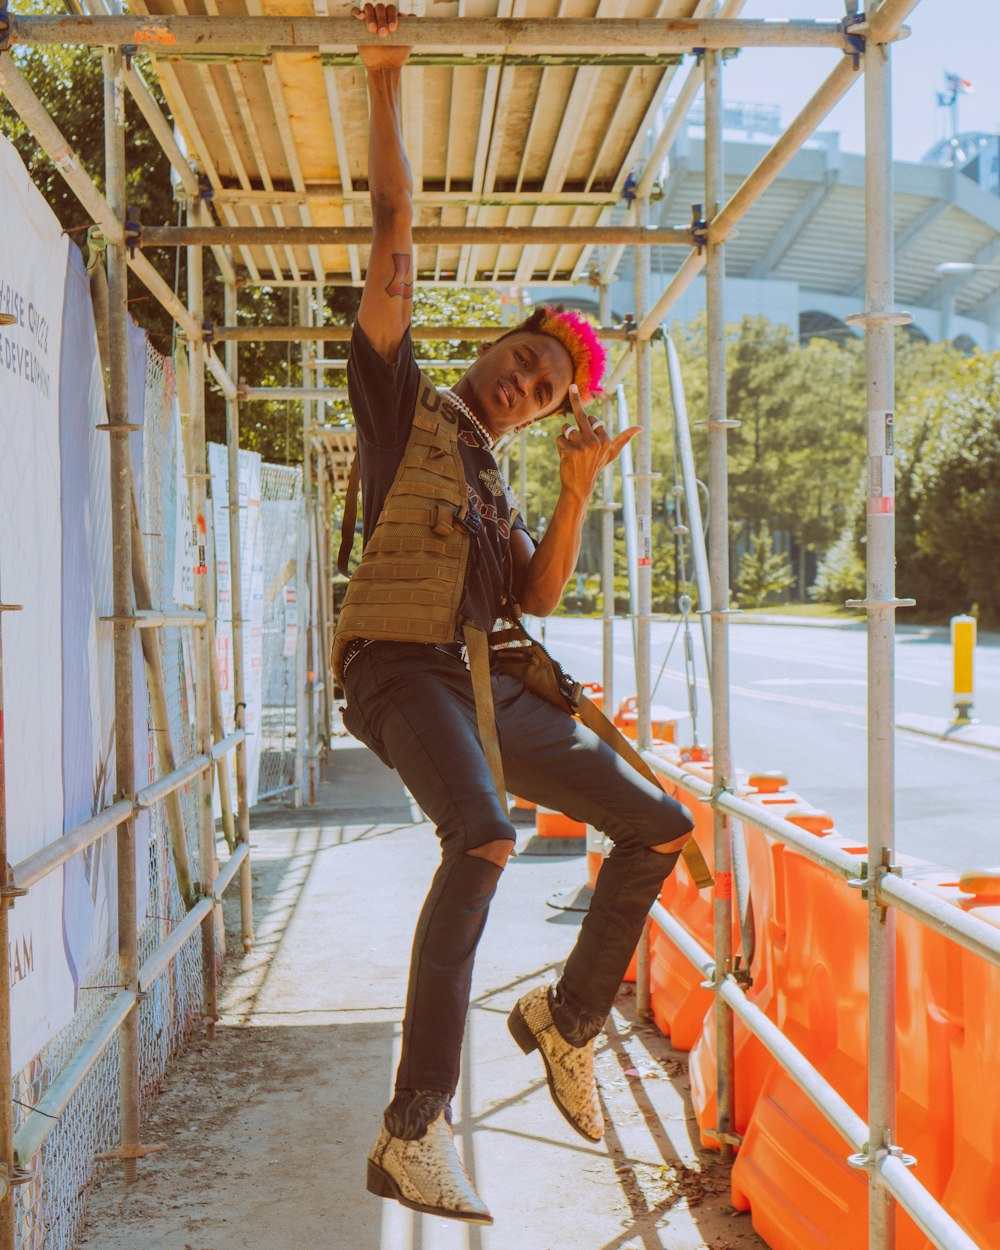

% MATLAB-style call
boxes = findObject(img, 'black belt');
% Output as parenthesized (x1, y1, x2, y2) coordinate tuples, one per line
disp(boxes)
(342, 637, 469, 676)
(434, 641, 469, 666)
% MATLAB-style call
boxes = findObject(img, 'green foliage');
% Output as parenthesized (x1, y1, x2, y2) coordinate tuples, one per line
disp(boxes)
(735, 526, 796, 607)
(895, 350, 1000, 625)
(809, 529, 866, 604)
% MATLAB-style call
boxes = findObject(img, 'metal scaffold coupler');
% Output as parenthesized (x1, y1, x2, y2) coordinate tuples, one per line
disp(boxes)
(690, 203, 708, 253)
(202, 321, 216, 345)
(839, 12, 866, 70)
(848, 1142, 917, 1172)
(1, 869, 28, 909)
(124, 206, 142, 259)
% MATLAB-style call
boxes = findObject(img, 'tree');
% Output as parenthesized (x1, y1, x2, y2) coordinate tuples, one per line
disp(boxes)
(735, 526, 796, 607)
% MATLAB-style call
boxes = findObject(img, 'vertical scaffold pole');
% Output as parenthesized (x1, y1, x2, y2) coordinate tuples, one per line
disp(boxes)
(863, 13, 899, 1245)
(294, 290, 311, 807)
(225, 280, 254, 953)
(633, 196, 653, 1019)
(599, 283, 615, 714)
(301, 289, 317, 804)
(187, 205, 219, 1038)
(705, 46, 736, 1160)
(633, 196, 653, 754)
(103, 41, 141, 1181)
(0, 599, 19, 1246)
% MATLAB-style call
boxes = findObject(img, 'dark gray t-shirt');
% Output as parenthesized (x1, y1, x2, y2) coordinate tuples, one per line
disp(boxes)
(346, 322, 528, 633)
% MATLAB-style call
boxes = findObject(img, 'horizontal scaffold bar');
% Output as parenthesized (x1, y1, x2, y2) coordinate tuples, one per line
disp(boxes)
(213, 323, 632, 343)
(2, 16, 862, 53)
(140, 225, 693, 248)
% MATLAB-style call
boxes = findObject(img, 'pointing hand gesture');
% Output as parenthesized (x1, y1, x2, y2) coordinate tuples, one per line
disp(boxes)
(555, 384, 640, 504)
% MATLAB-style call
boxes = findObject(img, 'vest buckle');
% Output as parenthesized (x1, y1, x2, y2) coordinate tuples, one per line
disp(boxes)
(432, 505, 454, 537)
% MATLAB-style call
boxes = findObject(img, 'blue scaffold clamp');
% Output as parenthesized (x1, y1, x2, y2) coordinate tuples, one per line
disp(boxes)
(840, 10, 866, 70)
(690, 203, 708, 254)
(622, 171, 638, 207)
(0, 0, 10, 53)
(125, 207, 142, 260)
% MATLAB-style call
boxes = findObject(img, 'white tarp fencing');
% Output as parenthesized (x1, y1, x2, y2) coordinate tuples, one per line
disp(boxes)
(209, 442, 266, 808)
(0, 134, 150, 1073)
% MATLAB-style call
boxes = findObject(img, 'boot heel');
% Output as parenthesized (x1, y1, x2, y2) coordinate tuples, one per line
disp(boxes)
(367, 1159, 396, 1199)
(507, 1004, 538, 1055)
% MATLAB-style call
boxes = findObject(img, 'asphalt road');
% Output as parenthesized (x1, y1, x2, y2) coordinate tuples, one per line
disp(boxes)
(536, 616, 1000, 872)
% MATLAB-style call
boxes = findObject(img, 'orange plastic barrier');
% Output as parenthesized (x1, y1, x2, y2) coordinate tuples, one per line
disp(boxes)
(728, 845, 961, 1250)
(511, 793, 536, 812)
(689, 782, 811, 1146)
(642, 748, 998, 1248)
(645, 745, 719, 1049)
(535, 806, 586, 838)
(927, 871, 1000, 1248)
(614, 696, 680, 744)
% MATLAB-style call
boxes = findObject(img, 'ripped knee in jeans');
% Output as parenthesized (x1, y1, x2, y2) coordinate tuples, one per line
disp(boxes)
(465, 837, 515, 869)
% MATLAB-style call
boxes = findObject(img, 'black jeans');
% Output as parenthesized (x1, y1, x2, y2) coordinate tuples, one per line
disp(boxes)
(343, 642, 693, 1101)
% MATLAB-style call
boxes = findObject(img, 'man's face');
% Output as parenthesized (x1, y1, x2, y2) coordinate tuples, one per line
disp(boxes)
(463, 330, 575, 437)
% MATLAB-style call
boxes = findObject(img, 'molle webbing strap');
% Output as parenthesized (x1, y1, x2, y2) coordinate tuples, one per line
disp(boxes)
(574, 693, 713, 888)
(463, 621, 509, 819)
(337, 453, 360, 576)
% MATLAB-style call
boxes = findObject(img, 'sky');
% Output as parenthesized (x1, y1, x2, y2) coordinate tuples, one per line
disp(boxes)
(715, 0, 1000, 163)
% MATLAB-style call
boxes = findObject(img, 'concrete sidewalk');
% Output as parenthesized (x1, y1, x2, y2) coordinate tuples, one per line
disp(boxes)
(79, 737, 765, 1250)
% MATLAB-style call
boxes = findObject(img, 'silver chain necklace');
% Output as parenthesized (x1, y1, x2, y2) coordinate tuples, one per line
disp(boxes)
(441, 387, 495, 450)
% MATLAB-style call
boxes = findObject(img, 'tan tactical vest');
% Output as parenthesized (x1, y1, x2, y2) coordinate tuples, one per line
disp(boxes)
(332, 374, 475, 682)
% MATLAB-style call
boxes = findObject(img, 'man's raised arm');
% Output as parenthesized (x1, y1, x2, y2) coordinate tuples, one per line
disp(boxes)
(353, 4, 413, 363)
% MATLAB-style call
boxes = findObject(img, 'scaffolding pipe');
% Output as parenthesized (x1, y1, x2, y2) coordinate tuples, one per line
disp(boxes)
(634, 193, 654, 1013)
(225, 280, 255, 953)
(128, 479, 195, 906)
(615, 388, 639, 633)
(863, 15, 900, 1244)
(215, 323, 630, 343)
(12, 990, 136, 1169)
(187, 200, 220, 1039)
(4, 15, 859, 52)
(118, 609, 207, 628)
(103, 39, 142, 1185)
(664, 333, 712, 669)
(240, 386, 349, 402)
(298, 288, 315, 806)
(598, 284, 615, 715)
(633, 197, 654, 762)
(138, 898, 213, 991)
(141, 224, 693, 248)
(136, 754, 213, 812)
(703, 47, 736, 1163)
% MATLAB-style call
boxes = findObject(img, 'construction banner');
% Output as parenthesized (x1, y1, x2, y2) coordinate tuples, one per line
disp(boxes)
(1, 136, 149, 1073)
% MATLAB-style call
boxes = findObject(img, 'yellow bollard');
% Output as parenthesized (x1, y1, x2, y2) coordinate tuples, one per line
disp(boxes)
(951, 614, 976, 724)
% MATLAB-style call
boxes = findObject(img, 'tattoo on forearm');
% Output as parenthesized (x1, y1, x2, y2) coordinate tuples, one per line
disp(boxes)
(385, 252, 414, 300)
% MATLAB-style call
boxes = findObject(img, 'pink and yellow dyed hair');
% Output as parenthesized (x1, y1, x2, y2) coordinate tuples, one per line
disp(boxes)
(536, 306, 608, 406)
(498, 304, 608, 408)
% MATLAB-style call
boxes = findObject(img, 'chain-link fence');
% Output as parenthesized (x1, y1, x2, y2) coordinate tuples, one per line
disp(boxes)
(11, 337, 205, 1250)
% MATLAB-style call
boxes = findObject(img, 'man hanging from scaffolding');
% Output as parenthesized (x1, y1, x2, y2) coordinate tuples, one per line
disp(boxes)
(337, 3, 698, 1225)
